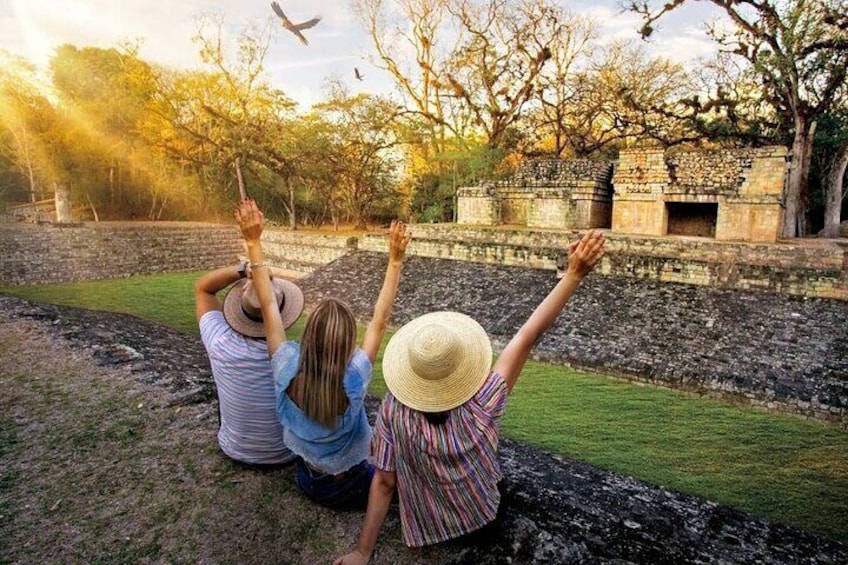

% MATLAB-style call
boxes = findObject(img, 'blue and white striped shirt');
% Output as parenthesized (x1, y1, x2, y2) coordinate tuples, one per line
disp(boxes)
(200, 311, 296, 465)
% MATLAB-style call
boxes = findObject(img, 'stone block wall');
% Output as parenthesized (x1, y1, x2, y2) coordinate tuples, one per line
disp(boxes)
(456, 187, 500, 225)
(612, 146, 788, 243)
(359, 224, 848, 300)
(260, 230, 356, 274)
(6, 199, 56, 223)
(527, 189, 574, 227)
(457, 159, 614, 229)
(500, 191, 531, 224)
(0, 222, 243, 286)
(0, 222, 357, 286)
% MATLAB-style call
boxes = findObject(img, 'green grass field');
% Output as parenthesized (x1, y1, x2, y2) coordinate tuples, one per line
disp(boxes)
(2, 272, 847, 543)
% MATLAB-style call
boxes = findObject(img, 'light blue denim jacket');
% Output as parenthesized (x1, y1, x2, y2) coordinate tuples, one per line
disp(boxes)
(271, 342, 372, 475)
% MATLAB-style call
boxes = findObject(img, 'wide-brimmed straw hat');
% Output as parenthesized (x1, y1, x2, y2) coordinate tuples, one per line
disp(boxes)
(222, 278, 304, 338)
(383, 311, 493, 412)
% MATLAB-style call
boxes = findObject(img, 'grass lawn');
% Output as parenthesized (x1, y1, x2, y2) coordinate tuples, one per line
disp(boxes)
(2, 272, 847, 543)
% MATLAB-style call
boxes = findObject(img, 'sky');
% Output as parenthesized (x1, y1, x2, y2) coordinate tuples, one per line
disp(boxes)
(0, 0, 726, 108)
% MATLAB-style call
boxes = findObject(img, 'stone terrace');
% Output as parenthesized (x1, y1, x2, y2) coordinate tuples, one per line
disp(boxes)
(301, 252, 848, 424)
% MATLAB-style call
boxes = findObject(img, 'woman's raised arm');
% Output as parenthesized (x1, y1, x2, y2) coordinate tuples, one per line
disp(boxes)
(493, 230, 605, 393)
(361, 220, 412, 362)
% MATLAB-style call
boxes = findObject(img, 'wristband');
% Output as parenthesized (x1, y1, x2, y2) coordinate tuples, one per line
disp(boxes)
(237, 261, 249, 279)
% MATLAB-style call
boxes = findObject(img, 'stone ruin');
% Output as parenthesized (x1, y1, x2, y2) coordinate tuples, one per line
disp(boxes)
(614, 146, 788, 243)
(456, 158, 614, 230)
(457, 146, 789, 243)
(6, 182, 76, 224)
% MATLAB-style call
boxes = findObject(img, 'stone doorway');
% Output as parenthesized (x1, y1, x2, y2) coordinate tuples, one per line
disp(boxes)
(666, 202, 717, 238)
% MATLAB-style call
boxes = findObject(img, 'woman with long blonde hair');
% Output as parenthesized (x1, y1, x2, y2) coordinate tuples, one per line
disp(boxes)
(236, 199, 411, 509)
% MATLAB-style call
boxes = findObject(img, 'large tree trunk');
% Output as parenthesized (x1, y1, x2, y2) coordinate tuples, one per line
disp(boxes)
(288, 181, 297, 231)
(27, 162, 37, 203)
(798, 121, 817, 236)
(822, 140, 848, 238)
(783, 115, 813, 238)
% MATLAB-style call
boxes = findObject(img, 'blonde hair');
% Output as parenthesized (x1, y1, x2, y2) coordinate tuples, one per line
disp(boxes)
(295, 298, 357, 429)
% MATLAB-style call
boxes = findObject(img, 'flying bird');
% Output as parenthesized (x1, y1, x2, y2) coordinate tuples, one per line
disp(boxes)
(354, 67, 364, 81)
(270, 2, 321, 46)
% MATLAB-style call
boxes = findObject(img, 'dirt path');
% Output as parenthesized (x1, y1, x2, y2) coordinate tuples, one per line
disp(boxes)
(0, 316, 445, 564)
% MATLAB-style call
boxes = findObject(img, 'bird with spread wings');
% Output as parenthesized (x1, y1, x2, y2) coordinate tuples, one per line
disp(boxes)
(270, 2, 321, 46)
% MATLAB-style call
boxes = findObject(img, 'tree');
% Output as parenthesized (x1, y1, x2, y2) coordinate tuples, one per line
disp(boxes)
(148, 14, 298, 222)
(631, 0, 848, 237)
(315, 82, 404, 230)
(529, 41, 698, 158)
(443, 0, 559, 150)
(50, 44, 157, 217)
(354, 0, 466, 158)
(357, 0, 564, 152)
(822, 140, 848, 237)
(0, 51, 56, 204)
(530, 10, 595, 157)
(811, 111, 848, 236)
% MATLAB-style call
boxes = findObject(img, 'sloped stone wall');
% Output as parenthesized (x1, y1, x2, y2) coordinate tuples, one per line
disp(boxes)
(0, 222, 356, 285)
(0, 222, 243, 286)
(300, 252, 848, 424)
(260, 230, 356, 274)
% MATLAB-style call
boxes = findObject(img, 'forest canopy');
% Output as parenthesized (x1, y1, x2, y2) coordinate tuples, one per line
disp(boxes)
(1, 0, 845, 234)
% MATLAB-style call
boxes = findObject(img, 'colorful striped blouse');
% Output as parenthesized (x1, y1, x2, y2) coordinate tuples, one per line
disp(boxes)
(371, 372, 508, 547)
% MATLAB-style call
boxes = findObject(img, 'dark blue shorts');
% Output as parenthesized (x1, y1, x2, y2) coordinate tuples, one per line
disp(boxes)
(295, 458, 375, 510)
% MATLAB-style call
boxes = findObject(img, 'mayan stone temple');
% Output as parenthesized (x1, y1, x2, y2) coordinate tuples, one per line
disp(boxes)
(457, 146, 789, 243)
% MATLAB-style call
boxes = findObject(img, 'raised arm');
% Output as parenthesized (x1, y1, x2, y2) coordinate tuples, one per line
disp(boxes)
(194, 263, 246, 320)
(360, 220, 412, 362)
(492, 230, 605, 393)
(334, 469, 397, 565)
(235, 199, 286, 355)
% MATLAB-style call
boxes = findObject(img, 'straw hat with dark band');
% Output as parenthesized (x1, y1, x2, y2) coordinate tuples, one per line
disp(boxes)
(383, 311, 493, 412)
(222, 278, 304, 338)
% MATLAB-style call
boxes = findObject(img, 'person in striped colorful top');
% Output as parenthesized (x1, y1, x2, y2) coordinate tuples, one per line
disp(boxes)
(236, 199, 412, 509)
(335, 230, 606, 563)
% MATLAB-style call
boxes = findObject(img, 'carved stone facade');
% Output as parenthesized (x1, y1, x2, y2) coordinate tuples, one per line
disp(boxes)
(457, 146, 789, 243)
(612, 146, 788, 243)
(457, 159, 614, 229)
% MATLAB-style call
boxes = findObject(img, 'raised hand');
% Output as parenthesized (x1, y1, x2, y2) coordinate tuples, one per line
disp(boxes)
(235, 199, 264, 245)
(387, 220, 412, 264)
(333, 550, 369, 565)
(567, 229, 605, 278)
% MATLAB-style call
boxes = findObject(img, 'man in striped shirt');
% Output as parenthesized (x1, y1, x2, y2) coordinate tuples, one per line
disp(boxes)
(195, 262, 303, 466)
(336, 230, 605, 563)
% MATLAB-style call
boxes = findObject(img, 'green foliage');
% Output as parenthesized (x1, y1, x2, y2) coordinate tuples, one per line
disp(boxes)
(409, 173, 452, 223)
(409, 140, 508, 223)
(3, 274, 847, 542)
(809, 111, 848, 230)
